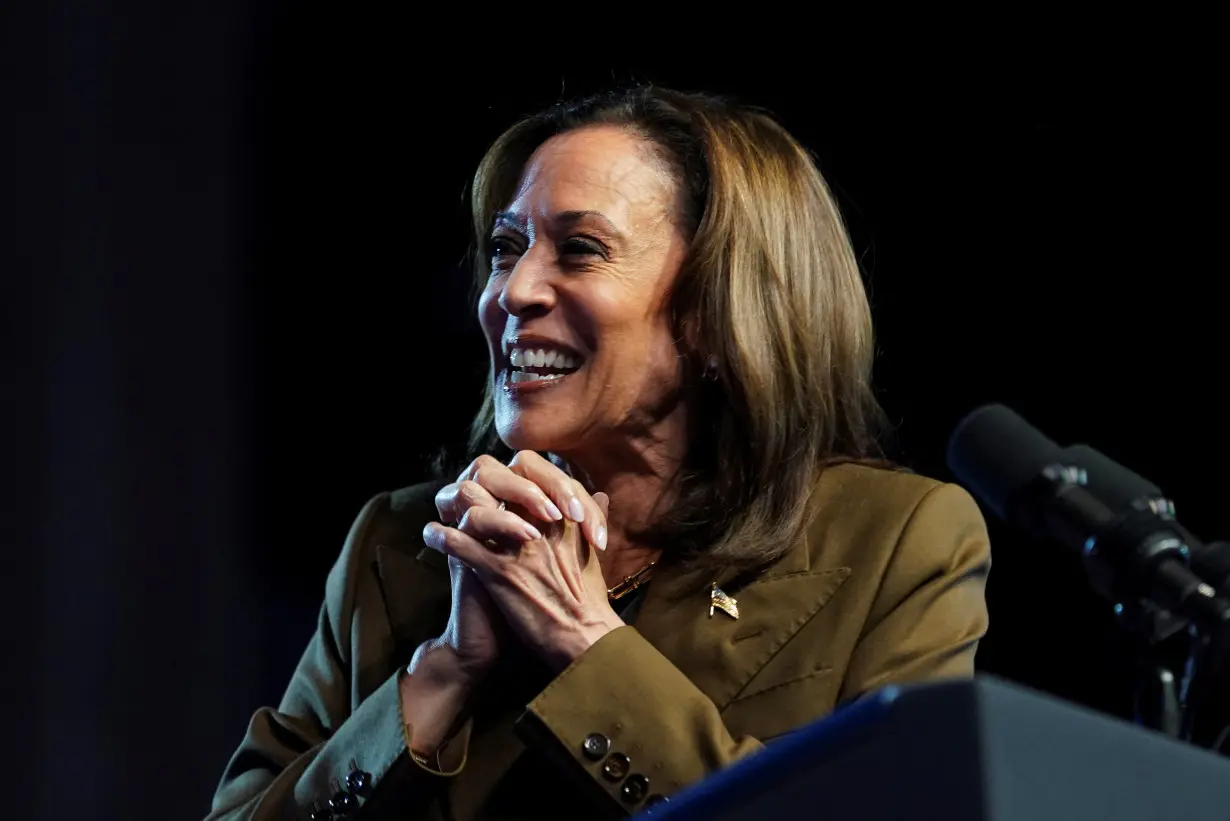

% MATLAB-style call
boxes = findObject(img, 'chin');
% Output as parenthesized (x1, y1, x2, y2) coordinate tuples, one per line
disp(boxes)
(495, 411, 571, 455)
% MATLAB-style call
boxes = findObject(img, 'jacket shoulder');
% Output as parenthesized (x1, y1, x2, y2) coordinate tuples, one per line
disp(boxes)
(323, 480, 449, 623)
(805, 463, 984, 567)
(814, 462, 943, 509)
(353, 479, 450, 560)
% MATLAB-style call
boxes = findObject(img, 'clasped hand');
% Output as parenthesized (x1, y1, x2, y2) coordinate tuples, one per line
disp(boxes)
(422, 451, 623, 677)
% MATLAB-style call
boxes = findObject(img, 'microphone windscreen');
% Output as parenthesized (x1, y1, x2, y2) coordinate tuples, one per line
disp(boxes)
(947, 404, 1064, 522)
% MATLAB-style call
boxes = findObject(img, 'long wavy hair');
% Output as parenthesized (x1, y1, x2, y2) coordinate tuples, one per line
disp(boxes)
(464, 86, 893, 573)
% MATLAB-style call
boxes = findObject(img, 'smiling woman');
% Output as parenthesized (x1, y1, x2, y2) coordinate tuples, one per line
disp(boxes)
(206, 88, 991, 821)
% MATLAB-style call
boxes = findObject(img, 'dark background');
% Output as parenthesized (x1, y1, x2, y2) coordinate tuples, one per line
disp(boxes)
(5, 4, 1223, 819)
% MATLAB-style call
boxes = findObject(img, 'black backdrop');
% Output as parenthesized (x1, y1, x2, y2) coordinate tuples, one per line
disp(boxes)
(6, 4, 1224, 819)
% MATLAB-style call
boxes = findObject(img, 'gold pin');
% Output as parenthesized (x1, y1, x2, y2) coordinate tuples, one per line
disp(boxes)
(710, 583, 739, 619)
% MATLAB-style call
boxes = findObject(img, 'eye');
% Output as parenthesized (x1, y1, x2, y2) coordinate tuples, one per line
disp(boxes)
(488, 236, 523, 270)
(560, 237, 606, 257)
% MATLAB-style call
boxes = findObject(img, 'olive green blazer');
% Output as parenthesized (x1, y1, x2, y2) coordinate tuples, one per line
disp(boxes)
(206, 464, 990, 820)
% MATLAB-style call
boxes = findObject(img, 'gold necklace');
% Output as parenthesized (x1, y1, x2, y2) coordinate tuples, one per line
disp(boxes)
(607, 561, 657, 601)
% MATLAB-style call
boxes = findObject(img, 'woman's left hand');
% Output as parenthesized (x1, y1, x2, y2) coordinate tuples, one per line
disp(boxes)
(423, 457, 624, 670)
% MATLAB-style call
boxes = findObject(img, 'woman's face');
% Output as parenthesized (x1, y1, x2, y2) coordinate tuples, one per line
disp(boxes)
(478, 125, 690, 459)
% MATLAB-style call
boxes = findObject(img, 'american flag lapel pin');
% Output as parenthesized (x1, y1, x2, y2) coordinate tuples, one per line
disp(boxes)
(710, 582, 739, 619)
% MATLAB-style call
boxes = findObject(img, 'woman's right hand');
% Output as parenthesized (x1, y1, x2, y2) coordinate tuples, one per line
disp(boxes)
(429, 555, 503, 681)
(425, 460, 552, 680)
(400, 465, 536, 756)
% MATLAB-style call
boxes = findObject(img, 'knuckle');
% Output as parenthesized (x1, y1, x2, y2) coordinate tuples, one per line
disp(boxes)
(434, 486, 454, 517)
(509, 449, 543, 468)
(462, 454, 497, 481)
(458, 507, 481, 532)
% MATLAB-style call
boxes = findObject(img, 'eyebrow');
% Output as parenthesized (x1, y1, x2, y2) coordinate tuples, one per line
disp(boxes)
(492, 209, 624, 239)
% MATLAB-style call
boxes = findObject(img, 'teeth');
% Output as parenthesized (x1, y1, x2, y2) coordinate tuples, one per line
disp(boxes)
(506, 345, 582, 372)
(509, 370, 567, 383)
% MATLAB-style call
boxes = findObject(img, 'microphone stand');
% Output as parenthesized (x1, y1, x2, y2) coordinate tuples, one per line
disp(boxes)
(1180, 540, 1230, 753)
(1115, 600, 1188, 738)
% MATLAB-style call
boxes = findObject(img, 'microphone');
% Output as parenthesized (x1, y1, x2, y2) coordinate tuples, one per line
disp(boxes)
(946, 404, 1230, 632)
(949, 403, 1230, 751)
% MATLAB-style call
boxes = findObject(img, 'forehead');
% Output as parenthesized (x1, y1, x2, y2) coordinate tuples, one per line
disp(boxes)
(506, 126, 675, 228)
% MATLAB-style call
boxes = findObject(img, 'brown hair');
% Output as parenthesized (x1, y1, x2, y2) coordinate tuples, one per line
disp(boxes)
(467, 86, 892, 573)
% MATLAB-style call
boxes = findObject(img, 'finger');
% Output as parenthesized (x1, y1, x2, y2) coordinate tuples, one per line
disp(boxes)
(571, 479, 608, 551)
(421, 522, 497, 572)
(471, 461, 564, 523)
(458, 504, 543, 543)
(458, 455, 562, 521)
(435, 478, 500, 524)
(456, 453, 504, 483)
(507, 450, 592, 527)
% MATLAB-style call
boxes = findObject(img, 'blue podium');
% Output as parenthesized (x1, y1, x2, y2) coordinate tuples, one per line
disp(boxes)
(640, 677, 1230, 820)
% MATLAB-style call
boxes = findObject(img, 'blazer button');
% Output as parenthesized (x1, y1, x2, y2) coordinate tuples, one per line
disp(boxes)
(345, 769, 371, 795)
(309, 808, 333, 821)
(602, 752, 631, 781)
(581, 733, 611, 761)
(620, 774, 650, 804)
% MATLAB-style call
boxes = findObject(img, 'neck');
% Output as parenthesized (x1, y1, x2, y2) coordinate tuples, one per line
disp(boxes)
(554, 413, 688, 587)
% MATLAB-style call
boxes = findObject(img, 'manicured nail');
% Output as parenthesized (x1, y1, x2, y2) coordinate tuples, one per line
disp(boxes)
(540, 498, 564, 521)
(568, 496, 585, 522)
(594, 525, 607, 551)
(523, 522, 543, 541)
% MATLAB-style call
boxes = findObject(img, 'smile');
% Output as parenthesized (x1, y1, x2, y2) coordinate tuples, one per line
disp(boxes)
(504, 345, 583, 388)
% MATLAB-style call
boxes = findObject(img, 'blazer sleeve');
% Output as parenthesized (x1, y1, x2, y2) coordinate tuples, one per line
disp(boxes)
(206, 494, 440, 820)
(837, 481, 991, 701)
(514, 626, 761, 813)
(512, 481, 991, 815)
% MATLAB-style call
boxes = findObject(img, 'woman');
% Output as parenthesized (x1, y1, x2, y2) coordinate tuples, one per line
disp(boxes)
(207, 87, 990, 821)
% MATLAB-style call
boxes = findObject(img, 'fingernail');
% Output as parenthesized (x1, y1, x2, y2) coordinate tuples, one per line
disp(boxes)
(595, 525, 607, 551)
(523, 522, 543, 541)
(568, 496, 586, 522)
(421, 523, 436, 543)
(541, 499, 564, 521)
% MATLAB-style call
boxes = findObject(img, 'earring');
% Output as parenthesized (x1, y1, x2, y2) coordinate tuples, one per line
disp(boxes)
(702, 354, 719, 382)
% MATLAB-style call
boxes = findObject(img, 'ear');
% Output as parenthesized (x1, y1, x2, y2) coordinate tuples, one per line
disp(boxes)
(673, 302, 721, 382)
(675, 307, 703, 356)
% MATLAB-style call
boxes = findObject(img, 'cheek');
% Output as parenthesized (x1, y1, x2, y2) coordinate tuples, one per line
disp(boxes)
(477, 283, 503, 344)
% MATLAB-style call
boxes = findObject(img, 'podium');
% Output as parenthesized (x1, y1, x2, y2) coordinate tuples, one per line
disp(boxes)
(640, 677, 1230, 820)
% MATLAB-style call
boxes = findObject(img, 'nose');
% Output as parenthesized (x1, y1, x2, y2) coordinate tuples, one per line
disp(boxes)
(497, 249, 556, 317)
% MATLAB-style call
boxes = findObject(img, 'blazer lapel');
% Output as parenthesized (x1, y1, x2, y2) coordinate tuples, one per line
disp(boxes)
(634, 534, 851, 711)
